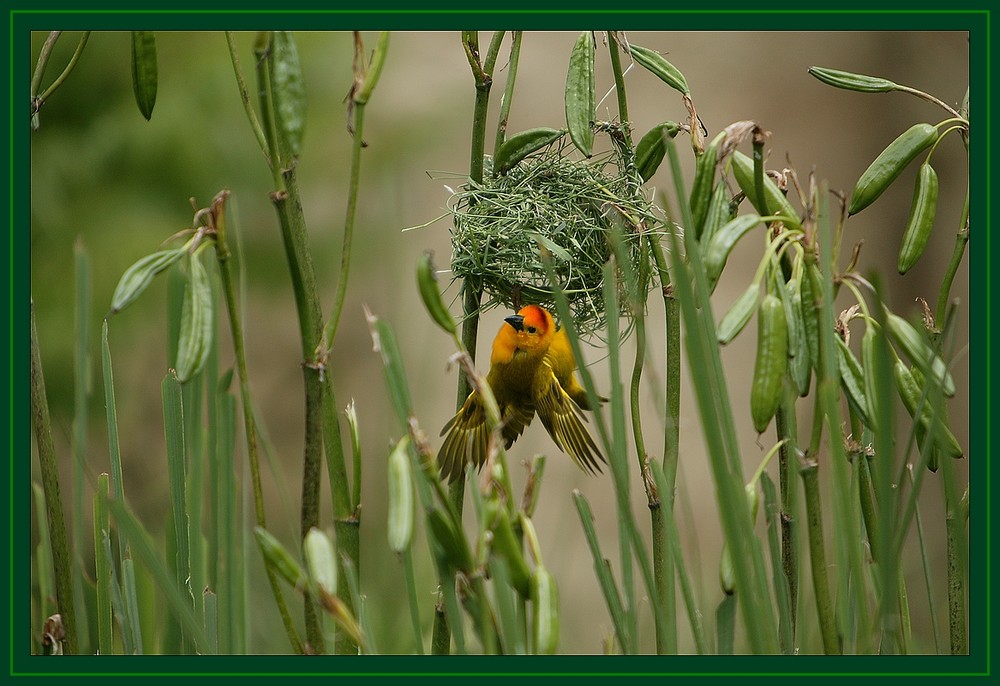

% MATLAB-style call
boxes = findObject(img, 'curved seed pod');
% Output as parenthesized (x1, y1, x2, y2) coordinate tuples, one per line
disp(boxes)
(699, 182, 731, 249)
(719, 541, 735, 595)
(895, 360, 963, 460)
(635, 121, 680, 182)
(175, 253, 213, 383)
(110, 248, 187, 314)
(270, 31, 307, 159)
(730, 151, 801, 229)
(690, 137, 721, 238)
(704, 214, 763, 288)
(254, 526, 306, 589)
(885, 312, 955, 397)
(416, 251, 457, 335)
(836, 336, 872, 428)
(751, 294, 788, 433)
(130, 31, 158, 120)
(304, 527, 337, 598)
(494, 127, 566, 175)
(897, 163, 939, 274)
(799, 268, 820, 373)
(628, 44, 690, 95)
(848, 123, 938, 215)
(808, 66, 898, 93)
(785, 277, 811, 396)
(860, 326, 880, 427)
(531, 565, 559, 654)
(565, 32, 596, 157)
(717, 283, 759, 345)
(386, 436, 414, 553)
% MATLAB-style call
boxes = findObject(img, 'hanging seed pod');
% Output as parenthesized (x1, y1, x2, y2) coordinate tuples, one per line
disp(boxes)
(799, 267, 821, 373)
(416, 251, 457, 335)
(130, 31, 158, 120)
(836, 336, 872, 428)
(848, 123, 938, 215)
(175, 253, 213, 383)
(494, 127, 566, 176)
(885, 312, 955, 397)
(717, 283, 760, 345)
(110, 248, 187, 314)
(635, 121, 680, 182)
(807, 66, 898, 93)
(894, 359, 963, 460)
(704, 214, 763, 288)
(690, 136, 721, 237)
(565, 32, 596, 157)
(699, 182, 731, 248)
(750, 294, 788, 433)
(531, 565, 560, 654)
(785, 277, 811, 396)
(386, 437, 414, 554)
(897, 163, 939, 274)
(628, 44, 690, 95)
(303, 527, 338, 598)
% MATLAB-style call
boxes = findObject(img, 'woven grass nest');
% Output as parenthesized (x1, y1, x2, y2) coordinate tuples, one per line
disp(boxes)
(448, 139, 667, 339)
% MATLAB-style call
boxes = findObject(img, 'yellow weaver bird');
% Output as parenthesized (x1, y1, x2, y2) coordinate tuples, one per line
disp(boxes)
(438, 304, 606, 482)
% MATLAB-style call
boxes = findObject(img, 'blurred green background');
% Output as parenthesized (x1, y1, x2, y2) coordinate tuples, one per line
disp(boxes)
(30, 30, 969, 653)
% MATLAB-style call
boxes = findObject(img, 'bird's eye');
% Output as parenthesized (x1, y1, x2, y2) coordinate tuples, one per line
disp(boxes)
(526, 326, 537, 334)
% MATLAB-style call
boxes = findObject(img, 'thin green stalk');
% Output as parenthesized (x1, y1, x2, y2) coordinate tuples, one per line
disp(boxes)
(935, 179, 969, 325)
(224, 32, 270, 163)
(941, 448, 968, 654)
(907, 467, 942, 653)
(433, 30, 500, 654)
(493, 31, 522, 155)
(30, 299, 77, 654)
(607, 32, 630, 128)
(649, 236, 680, 654)
(800, 460, 839, 654)
(212, 192, 301, 653)
(31, 31, 91, 127)
(402, 548, 424, 654)
(71, 239, 91, 651)
(93, 474, 112, 655)
(775, 386, 799, 640)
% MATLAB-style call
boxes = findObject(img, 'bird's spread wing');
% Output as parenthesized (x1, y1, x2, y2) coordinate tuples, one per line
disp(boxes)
(534, 364, 606, 474)
(438, 392, 489, 483)
(438, 392, 537, 483)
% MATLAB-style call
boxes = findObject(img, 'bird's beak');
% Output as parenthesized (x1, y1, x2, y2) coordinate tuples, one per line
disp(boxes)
(504, 314, 525, 331)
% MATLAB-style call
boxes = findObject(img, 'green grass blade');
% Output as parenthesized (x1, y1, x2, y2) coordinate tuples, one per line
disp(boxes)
(105, 497, 211, 654)
(572, 490, 631, 653)
(761, 472, 794, 654)
(93, 474, 112, 654)
(162, 372, 195, 649)
(715, 594, 736, 654)
(121, 557, 144, 654)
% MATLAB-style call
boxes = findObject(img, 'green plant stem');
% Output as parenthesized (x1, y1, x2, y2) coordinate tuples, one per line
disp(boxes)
(493, 31, 522, 155)
(941, 455, 968, 654)
(607, 32, 630, 127)
(212, 194, 302, 654)
(775, 388, 798, 642)
(432, 31, 500, 655)
(31, 31, 91, 124)
(224, 32, 270, 164)
(935, 179, 969, 325)
(800, 459, 839, 654)
(324, 100, 366, 347)
(30, 299, 78, 654)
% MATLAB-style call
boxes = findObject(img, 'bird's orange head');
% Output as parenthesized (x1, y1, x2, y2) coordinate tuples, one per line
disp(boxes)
(491, 304, 556, 364)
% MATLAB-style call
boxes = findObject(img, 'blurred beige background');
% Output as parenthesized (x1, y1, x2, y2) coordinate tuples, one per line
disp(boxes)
(30, 30, 970, 653)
